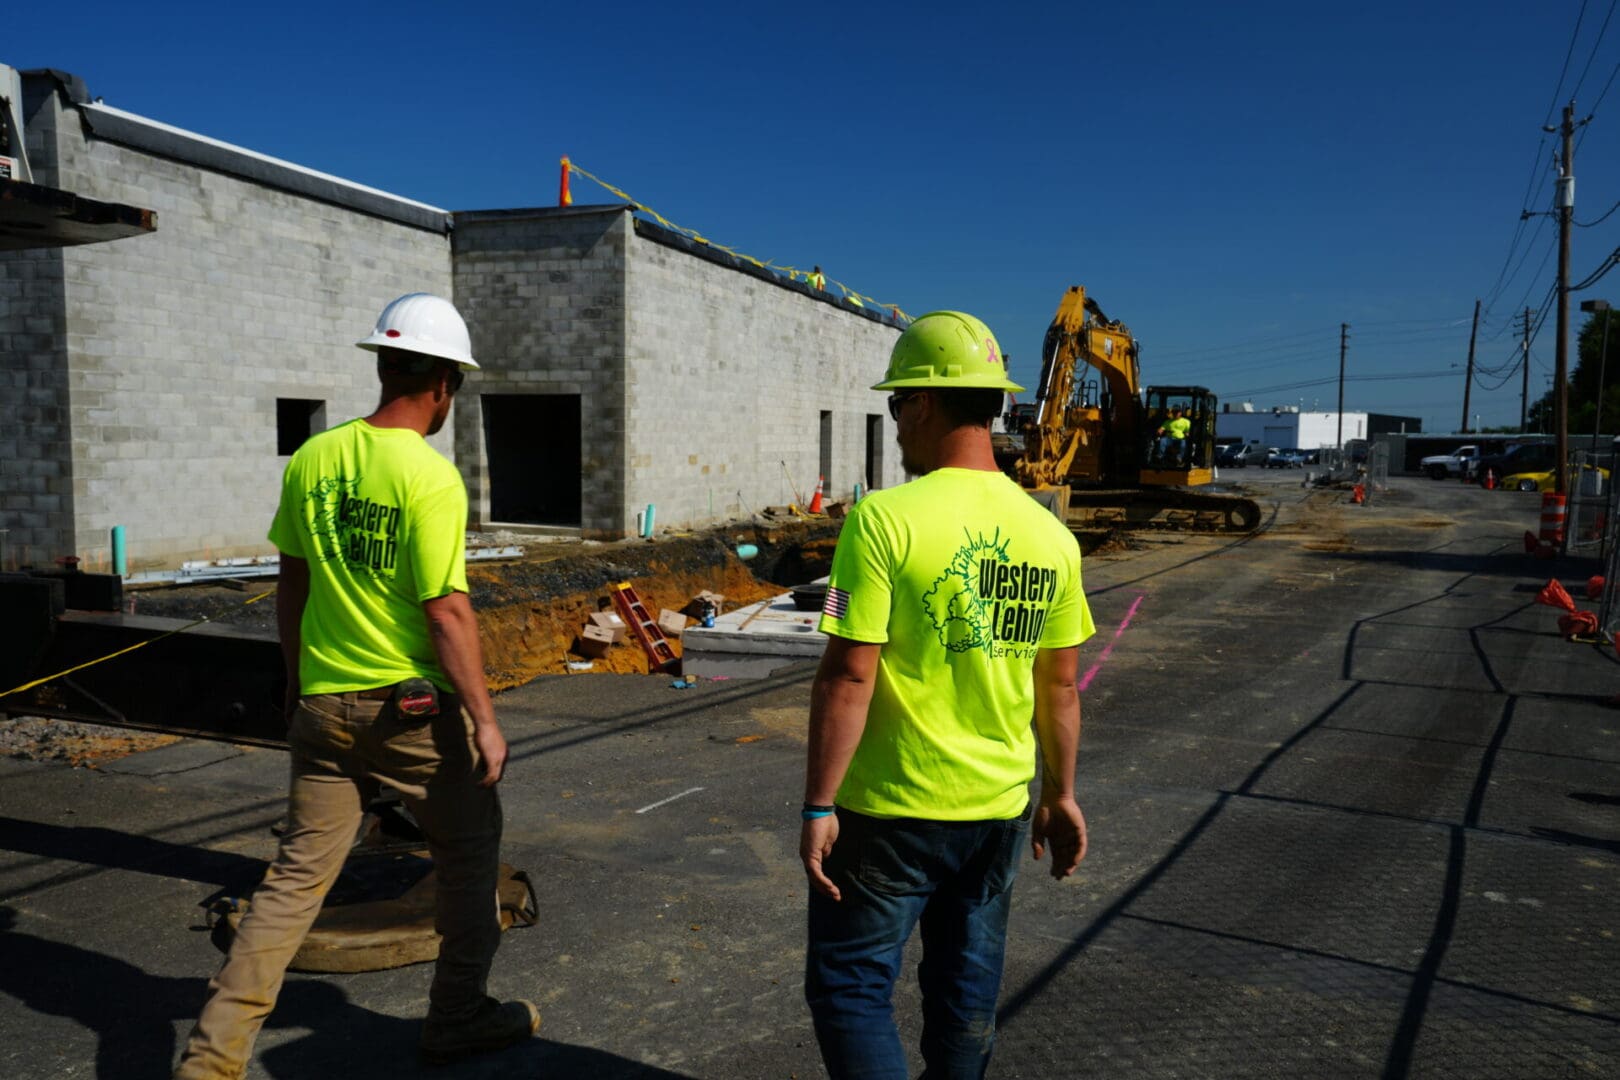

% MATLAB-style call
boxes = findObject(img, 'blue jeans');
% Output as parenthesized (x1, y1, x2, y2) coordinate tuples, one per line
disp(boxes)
(806, 805, 1031, 1080)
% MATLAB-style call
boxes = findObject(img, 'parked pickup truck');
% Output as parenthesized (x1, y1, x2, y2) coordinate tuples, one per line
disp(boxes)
(1420, 444, 1479, 479)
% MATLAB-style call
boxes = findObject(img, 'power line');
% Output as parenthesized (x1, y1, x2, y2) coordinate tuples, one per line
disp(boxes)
(1544, 0, 1590, 125)
(1575, 195, 1620, 227)
(1573, 0, 1618, 101)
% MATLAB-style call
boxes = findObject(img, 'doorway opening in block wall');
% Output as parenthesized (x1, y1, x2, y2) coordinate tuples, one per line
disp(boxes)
(865, 413, 883, 490)
(277, 398, 326, 456)
(819, 410, 833, 496)
(481, 393, 581, 526)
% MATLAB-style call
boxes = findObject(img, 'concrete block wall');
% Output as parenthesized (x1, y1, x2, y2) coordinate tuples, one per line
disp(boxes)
(450, 208, 629, 537)
(20, 83, 452, 570)
(0, 248, 72, 567)
(624, 226, 903, 534)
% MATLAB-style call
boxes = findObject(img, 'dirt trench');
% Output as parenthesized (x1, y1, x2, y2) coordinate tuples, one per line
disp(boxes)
(471, 522, 839, 687)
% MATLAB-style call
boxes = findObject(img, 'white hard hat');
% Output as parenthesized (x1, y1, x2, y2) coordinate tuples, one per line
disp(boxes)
(356, 292, 478, 369)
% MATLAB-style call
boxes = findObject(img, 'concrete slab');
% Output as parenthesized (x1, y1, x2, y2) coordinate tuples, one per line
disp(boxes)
(680, 582, 828, 678)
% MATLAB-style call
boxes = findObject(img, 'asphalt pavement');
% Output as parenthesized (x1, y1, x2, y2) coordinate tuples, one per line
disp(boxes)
(1, 471, 1616, 1079)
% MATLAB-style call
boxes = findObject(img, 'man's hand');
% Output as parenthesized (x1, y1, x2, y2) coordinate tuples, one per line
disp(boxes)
(473, 722, 508, 787)
(800, 814, 842, 901)
(1031, 791, 1087, 879)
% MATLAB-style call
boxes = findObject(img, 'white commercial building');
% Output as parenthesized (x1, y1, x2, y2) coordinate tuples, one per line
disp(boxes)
(1216, 406, 1367, 451)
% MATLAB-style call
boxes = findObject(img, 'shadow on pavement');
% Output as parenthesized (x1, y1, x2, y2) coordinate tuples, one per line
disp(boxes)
(0, 906, 694, 1079)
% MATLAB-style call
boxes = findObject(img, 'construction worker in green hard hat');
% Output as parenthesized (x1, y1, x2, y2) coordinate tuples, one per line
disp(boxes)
(800, 310, 1094, 1079)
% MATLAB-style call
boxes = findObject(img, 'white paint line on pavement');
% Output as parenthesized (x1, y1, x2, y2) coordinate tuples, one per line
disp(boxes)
(636, 786, 706, 814)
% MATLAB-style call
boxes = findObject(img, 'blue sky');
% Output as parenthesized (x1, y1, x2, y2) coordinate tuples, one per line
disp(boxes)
(11, 1, 1620, 432)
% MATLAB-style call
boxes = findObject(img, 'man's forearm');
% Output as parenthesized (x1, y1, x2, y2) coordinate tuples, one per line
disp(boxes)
(424, 592, 498, 728)
(805, 677, 873, 805)
(1034, 690, 1080, 795)
(1032, 647, 1081, 796)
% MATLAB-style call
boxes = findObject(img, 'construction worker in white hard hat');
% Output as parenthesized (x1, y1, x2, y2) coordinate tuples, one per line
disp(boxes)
(175, 293, 538, 1077)
(801, 311, 1094, 1079)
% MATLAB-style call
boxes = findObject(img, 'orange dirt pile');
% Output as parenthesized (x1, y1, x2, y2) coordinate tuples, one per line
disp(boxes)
(474, 557, 783, 687)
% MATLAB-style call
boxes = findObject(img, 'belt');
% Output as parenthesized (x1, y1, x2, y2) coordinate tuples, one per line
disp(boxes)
(354, 687, 394, 701)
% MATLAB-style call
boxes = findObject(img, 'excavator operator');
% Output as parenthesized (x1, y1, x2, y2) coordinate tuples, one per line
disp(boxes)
(1156, 406, 1191, 465)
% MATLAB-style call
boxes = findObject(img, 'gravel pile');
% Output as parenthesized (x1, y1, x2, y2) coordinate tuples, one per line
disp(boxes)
(0, 715, 178, 766)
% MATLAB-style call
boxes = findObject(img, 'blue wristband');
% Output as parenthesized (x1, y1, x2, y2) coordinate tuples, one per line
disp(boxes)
(801, 808, 834, 821)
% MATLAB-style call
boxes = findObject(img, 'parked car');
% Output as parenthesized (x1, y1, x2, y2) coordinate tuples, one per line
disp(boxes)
(1264, 448, 1305, 468)
(1420, 444, 1479, 480)
(1216, 443, 1262, 468)
(1298, 448, 1322, 465)
(1475, 443, 1557, 486)
(1499, 463, 1610, 493)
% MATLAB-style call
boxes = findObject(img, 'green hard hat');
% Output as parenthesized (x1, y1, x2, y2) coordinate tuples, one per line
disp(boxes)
(873, 310, 1024, 393)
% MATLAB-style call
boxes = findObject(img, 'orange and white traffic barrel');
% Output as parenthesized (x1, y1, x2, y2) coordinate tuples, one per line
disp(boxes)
(1539, 493, 1567, 547)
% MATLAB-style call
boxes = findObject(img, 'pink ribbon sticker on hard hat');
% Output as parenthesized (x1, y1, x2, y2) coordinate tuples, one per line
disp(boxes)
(985, 338, 1000, 365)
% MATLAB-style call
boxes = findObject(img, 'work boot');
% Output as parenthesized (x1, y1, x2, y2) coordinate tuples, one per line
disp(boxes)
(420, 998, 540, 1065)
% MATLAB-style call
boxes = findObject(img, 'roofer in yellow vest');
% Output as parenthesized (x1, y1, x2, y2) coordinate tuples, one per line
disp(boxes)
(800, 311, 1095, 1079)
(808, 265, 826, 291)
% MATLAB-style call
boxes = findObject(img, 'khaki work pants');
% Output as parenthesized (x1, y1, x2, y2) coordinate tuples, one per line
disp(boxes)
(175, 690, 504, 1079)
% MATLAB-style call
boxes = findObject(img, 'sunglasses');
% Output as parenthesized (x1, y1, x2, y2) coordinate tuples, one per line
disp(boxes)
(887, 391, 921, 421)
(446, 367, 467, 394)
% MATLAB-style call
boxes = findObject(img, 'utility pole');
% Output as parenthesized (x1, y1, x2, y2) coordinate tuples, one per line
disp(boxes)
(1519, 307, 1534, 433)
(1551, 102, 1577, 496)
(1336, 322, 1349, 452)
(1461, 298, 1480, 433)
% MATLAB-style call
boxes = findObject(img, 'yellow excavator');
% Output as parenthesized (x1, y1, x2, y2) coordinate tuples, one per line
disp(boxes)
(1008, 285, 1260, 532)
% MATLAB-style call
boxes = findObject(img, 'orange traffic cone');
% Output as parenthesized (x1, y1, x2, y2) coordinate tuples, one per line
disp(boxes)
(808, 475, 825, 515)
(1483, 468, 1496, 490)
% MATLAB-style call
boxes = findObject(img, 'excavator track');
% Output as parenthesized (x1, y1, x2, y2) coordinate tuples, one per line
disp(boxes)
(1063, 487, 1262, 534)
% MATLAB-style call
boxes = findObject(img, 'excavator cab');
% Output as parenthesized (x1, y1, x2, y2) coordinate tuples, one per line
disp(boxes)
(1140, 386, 1217, 487)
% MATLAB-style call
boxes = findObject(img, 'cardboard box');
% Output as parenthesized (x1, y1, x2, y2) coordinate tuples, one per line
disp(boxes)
(658, 608, 689, 638)
(572, 623, 616, 659)
(681, 590, 726, 619)
(587, 610, 629, 643)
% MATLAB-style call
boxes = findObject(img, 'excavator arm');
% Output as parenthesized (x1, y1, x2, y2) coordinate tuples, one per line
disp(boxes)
(1014, 286, 1140, 488)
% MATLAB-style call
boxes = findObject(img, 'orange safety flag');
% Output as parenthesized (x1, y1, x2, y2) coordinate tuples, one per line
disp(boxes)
(1534, 579, 1576, 612)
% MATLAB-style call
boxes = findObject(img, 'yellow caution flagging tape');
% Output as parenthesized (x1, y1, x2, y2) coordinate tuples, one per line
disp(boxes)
(0, 585, 278, 701)
(563, 159, 912, 323)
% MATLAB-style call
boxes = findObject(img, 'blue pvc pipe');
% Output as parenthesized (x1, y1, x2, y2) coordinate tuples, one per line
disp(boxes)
(853, 483, 864, 503)
(641, 504, 656, 539)
(111, 525, 126, 577)
(736, 543, 759, 561)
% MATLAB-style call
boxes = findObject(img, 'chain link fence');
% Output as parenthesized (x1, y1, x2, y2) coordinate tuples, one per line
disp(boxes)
(1367, 442, 1390, 492)
(1565, 450, 1614, 554)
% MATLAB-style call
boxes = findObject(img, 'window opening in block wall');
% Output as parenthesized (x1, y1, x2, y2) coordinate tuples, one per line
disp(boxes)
(277, 399, 326, 456)
(482, 393, 582, 526)
(865, 413, 883, 490)
(819, 410, 833, 496)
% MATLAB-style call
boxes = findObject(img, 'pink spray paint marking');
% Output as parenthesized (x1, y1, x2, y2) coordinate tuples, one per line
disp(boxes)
(1078, 593, 1145, 693)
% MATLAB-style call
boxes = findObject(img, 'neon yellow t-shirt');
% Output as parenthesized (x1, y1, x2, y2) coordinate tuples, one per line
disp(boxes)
(1166, 417, 1191, 440)
(268, 419, 469, 695)
(818, 468, 1095, 820)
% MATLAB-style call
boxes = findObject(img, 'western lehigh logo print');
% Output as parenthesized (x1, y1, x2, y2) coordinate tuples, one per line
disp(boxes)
(922, 527, 1057, 659)
(306, 475, 401, 579)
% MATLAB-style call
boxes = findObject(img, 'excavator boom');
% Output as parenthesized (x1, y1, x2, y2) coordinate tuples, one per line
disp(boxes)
(1009, 285, 1260, 533)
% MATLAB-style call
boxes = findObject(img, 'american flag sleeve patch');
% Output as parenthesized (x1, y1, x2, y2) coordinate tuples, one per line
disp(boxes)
(823, 585, 851, 619)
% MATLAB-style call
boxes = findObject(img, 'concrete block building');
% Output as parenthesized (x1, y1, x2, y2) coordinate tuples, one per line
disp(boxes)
(1, 66, 904, 569)
(454, 206, 902, 538)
